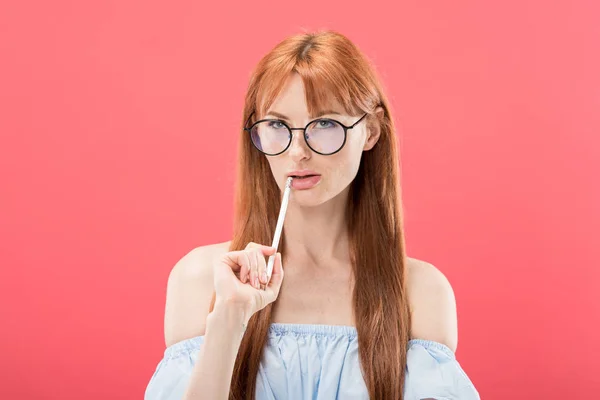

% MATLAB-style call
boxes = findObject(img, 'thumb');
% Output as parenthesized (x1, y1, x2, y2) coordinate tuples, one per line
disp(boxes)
(271, 253, 284, 280)
(264, 253, 284, 299)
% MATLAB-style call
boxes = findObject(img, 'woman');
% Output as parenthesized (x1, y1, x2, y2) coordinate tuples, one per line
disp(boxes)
(145, 30, 480, 400)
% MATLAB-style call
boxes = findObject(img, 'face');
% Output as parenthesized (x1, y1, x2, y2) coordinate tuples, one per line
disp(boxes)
(260, 73, 380, 207)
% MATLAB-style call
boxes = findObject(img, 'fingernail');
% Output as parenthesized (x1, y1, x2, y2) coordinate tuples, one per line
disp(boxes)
(261, 272, 267, 283)
(254, 277, 259, 288)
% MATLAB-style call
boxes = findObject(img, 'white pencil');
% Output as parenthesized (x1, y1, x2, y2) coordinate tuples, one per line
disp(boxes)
(266, 177, 293, 283)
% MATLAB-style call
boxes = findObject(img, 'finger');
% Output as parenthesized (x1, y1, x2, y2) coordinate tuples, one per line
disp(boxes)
(221, 251, 248, 272)
(245, 242, 277, 256)
(221, 248, 274, 286)
(245, 241, 259, 250)
(272, 252, 284, 281)
(245, 245, 272, 289)
(257, 249, 268, 286)
(248, 250, 260, 289)
(265, 253, 284, 298)
(264, 252, 279, 283)
(239, 254, 250, 284)
(245, 251, 256, 289)
(222, 251, 253, 283)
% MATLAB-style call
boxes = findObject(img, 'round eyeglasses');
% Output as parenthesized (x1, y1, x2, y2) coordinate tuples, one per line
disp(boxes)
(243, 112, 368, 156)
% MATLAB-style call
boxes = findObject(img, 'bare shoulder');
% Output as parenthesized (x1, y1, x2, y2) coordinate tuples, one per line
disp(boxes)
(163, 240, 232, 347)
(406, 257, 458, 352)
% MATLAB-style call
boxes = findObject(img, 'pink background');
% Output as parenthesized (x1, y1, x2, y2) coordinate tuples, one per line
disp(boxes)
(1, 1, 599, 399)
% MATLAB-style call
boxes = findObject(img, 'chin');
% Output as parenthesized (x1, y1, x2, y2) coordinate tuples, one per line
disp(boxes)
(289, 191, 328, 207)
(291, 185, 346, 208)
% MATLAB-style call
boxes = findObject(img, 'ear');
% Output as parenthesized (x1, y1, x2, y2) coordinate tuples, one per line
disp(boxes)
(363, 106, 384, 151)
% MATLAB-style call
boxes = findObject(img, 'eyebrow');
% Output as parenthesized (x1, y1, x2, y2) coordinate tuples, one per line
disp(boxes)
(265, 109, 343, 120)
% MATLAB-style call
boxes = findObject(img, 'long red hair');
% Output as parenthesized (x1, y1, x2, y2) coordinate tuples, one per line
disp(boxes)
(210, 30, 411, 399)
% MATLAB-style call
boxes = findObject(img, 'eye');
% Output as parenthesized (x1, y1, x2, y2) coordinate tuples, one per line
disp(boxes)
(315, 119, 335, 128)
(267, 120, 286, 129)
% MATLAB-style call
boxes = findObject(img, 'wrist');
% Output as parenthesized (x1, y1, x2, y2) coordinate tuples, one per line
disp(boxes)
(206, 300, 249, 336)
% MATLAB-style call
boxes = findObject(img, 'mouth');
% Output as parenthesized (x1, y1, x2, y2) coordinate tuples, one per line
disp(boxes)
(288, 174, 322, 190)
(287, 170, 321, 179)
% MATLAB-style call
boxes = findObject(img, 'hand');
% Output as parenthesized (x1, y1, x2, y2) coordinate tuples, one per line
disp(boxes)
(212, 242, 284, 322)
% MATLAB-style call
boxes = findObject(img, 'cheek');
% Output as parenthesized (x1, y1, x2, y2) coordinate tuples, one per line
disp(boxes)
(265, 157, 285, 186)
(266, 157, 283, 174)
(328, 148, 363, 186)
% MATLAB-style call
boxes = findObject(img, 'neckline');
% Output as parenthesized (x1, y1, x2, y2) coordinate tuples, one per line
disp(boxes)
(269, 322, 358, 337)
(164, 322, 456, 359)
(267, 323, 455, 356)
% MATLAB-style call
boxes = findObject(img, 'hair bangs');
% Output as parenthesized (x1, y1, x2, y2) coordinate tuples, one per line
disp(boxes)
(253, 55, 371, 121)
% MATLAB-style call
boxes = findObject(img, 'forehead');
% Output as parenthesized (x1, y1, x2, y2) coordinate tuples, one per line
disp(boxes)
(257, 72, 349, 119)
(268, 74, 306, 110)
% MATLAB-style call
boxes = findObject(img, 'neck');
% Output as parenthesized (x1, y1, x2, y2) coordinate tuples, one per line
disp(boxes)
(281, 186, 351, 266)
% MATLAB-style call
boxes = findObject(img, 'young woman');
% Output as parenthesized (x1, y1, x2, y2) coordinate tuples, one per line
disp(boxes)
(145, 30, 480, 400)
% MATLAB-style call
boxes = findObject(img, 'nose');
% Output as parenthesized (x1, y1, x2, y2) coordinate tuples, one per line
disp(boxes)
(287, 130, 311, 162)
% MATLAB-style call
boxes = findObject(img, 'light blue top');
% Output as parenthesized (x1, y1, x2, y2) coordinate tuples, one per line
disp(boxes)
(145, 323, 480, 400)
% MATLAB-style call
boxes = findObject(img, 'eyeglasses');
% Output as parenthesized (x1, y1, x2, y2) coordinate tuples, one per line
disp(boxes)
(243, 112, 368, 156)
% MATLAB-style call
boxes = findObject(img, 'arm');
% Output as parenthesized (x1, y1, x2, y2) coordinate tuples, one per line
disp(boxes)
(406, 257, 458, 351)
(182, 302, 247, 400)
(148, 242, 281, 400)
(156, 242, 282, 400)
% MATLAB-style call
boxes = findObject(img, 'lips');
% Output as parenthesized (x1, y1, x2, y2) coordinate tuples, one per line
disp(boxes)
(286, 170, 320, 178)
(289, 174, 321, 190)
(289, 174, 318, 178)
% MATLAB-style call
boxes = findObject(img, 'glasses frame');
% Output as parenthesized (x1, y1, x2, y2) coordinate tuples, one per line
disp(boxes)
(243, 112, 369, 156)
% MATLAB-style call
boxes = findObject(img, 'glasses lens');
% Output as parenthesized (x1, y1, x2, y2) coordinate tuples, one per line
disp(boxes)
(250, 121, 291, 155)
(305, 119, 345, 154)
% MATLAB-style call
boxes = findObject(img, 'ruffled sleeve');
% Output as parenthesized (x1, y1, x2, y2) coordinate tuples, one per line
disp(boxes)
(404, 339, 480, 400)
(144, 334, 480, 400)
(144, 336, 204, 400)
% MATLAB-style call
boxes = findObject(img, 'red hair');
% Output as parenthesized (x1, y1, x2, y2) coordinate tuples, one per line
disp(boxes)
(210, 30, 411, 399)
